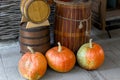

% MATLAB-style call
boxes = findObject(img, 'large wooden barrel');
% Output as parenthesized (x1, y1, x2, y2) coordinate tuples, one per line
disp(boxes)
(19, 23, 50, 54)
(20, 0, 50, 23)
(54, 0, 91, 53)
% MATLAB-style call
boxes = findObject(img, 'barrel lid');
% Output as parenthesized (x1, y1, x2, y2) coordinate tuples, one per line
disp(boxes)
(54, 0, 91, 6)
(26, 0, 50, 23)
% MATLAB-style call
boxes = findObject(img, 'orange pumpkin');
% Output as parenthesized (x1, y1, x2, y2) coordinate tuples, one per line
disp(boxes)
(18, 46, 47, 80)
(77, 39, 104, 70)
(45, 42, 76, 72)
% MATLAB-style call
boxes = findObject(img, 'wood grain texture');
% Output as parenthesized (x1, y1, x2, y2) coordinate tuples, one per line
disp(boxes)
(54, 0, 91, 53)
(19, 23, 50, 54)
(21, 0, 50, 23)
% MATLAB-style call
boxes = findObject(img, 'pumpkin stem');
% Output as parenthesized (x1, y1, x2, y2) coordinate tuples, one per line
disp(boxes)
(27, 46, 34, 54)
(89, 39, 93, 48)
(58, 42, 62, 52)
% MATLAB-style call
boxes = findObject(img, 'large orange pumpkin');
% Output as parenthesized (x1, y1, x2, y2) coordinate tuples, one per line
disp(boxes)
(45, 42, 76, 72)
(18, 46, 47, 80)
(77, 39, 104, 70)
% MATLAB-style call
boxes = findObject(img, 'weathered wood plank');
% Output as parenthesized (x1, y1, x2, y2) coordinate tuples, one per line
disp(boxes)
(0, 43, 24, 80)
(41, 67, 94, 80)
(87, 49, 120, 80)
(91, 44, 120, 80)
(5, 67, 25, 80)
(0, 54, 8, 80)
(108, 41, 120, 56)
(0, 45, 21, 68)
(97, 56, 120, 80)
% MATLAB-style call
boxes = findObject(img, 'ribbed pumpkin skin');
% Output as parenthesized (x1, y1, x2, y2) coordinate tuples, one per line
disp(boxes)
(18, 52, 47, 80)
(77, 42, 104, 70)
(45, 46, 76, 72)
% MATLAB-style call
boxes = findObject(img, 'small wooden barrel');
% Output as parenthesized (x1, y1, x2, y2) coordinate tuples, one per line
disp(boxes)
(54, 0, 91, 53)
(19, 23, 50, 54)
(20, 0, 50, 23)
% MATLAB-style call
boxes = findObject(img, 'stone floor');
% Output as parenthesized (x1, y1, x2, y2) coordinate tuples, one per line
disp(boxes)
(0, 28, 120, 80)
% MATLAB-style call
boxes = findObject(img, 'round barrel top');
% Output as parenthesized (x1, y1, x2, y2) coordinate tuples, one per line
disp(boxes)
(54, 0, 91, 6)
(27, 0, 50, 23)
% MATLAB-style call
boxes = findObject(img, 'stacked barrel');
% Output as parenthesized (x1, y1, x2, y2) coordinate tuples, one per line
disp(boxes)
(19, 0, 51, 54)
(19, 0, 92, 55)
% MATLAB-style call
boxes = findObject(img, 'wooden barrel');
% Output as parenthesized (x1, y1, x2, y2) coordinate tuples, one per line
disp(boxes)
(54, 0, 91, 53)
(19, 23, 50, 54)
(20, 0, 50, 23)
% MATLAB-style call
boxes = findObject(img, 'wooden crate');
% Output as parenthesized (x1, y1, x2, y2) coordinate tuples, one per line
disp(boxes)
(91, 0, 106, 30)
(92, 0, 120, 30)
